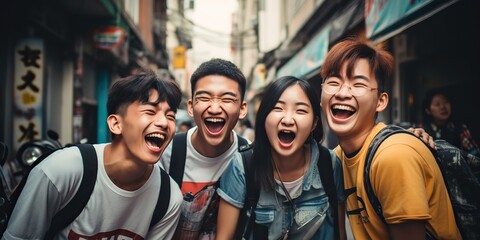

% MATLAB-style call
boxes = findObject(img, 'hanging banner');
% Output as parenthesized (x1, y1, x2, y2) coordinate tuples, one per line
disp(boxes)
(93, 26, 126, 50)
(13, 38, 44, 151)
(365, 0, 457, 41)
(277, 27, 330, 79)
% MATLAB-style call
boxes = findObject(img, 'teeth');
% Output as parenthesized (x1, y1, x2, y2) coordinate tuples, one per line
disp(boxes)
(280, 130, 293, 133)
(206, 118, 224, 123)
(332, 105, 355, 112)
(146, 133, 165, 140)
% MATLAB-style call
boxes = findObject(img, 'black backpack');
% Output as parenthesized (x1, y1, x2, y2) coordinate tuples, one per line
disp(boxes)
(235, 143, 340, 240)
(364, 125, 480, 240)
(169, 132, 251, 187)
(1, 144, 172, 239)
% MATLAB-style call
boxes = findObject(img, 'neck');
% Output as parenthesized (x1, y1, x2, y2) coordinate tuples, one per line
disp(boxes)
(273, 145, 309, 182)
(104, 143, 153, 191)
(338, 123, 377, 155)
(433, 119, 449, 127)
(191, 129, 233, 157)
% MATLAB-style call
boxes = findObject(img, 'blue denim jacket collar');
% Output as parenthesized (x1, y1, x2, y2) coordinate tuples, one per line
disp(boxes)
(273, 140, 323, 198)
(303, 139, 323, 192)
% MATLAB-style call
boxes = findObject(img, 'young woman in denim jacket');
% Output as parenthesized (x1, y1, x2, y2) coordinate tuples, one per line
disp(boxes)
(216, 76, 347, 240)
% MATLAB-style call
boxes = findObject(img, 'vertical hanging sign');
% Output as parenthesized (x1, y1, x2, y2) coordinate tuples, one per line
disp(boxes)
(13, 38, 44, 151)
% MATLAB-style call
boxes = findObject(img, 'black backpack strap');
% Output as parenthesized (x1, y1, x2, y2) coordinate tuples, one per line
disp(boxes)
(235, 140, 254, 239)
(317, 143, 339, 240)
(169, 133, 187, 188)
(364, 125, 407, 224)
(237, 135, 250, 152)
(364, 125, 439, 239)
(149, 166, 171, 229)
(45, 144, 98, 239)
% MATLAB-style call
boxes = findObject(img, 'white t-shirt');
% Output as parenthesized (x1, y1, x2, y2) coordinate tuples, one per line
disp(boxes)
(3, 143, 182, 240)
(159, 126, 240, 239)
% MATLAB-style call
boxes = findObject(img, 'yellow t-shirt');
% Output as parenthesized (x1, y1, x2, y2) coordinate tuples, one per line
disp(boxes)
(334, 123, 462, 240)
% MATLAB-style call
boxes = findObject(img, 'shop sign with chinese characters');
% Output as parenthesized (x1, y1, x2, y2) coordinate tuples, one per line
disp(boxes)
(13, 38, 44, 151)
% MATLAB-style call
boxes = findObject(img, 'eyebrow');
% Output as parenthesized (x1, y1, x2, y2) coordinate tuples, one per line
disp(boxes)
(144, 101, 173, 111)
(352, 75, 370, 81)
(194, 90, 237, 97)
(277, 100, 310, 107)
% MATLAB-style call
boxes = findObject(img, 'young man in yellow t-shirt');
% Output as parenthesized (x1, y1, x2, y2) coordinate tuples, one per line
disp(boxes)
(320, 39, 462, 240)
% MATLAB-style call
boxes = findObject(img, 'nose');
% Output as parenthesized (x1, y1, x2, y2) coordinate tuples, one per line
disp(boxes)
(207, 100, 222, 114)
(281, 111, 295, 126)
(335, 84, 353, 97)
(154, 113, 168, 128)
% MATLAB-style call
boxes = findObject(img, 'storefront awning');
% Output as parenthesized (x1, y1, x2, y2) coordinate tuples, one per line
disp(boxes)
(366, 0, 458, 42)
(276, 27, 330, 79)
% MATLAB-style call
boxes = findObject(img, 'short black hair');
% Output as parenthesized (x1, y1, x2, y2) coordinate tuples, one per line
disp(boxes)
(190, 58, 246, 101)
(107, 68, 182, 117)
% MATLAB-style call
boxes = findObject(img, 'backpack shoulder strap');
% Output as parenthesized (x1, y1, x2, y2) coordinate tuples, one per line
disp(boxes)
(237, 135, 250, 152)
(234, 137, 266, 239)
(169, 132, 187, 188)
(317, 143, 339, 240)
(363, 125, 411, 224)
(45, 144, 98, 239)
(149, 166, 171, 229)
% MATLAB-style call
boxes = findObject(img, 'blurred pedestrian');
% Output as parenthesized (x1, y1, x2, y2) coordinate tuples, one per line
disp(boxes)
(178, 121, 193, 133)
(236, 118, 254, 142)
(422, 88, 479, 157)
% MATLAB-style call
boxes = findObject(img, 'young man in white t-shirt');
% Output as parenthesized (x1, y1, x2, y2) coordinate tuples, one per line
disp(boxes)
(160, 58, 248, 239)
(4, 69, 183, 239)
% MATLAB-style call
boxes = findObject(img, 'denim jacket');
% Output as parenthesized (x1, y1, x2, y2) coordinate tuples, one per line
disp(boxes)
(217, 140, 344, 240)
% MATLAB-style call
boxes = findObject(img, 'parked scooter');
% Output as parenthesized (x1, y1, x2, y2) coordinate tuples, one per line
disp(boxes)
(15, 130, 87, 174)
(0, 141, 12, 232)
(15, 130, 62, 169)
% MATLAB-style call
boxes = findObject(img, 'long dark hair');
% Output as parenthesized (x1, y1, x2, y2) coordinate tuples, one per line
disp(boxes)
(253, 76, 324, 190)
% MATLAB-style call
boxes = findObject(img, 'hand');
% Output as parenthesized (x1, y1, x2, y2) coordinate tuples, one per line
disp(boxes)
(408, 128, 436, 150)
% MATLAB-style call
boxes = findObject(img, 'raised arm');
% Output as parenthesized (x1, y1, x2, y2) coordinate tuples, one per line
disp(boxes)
(389, 220, 426, 240)
(338, 203, 347, 240)
(217, 198, 242, 240)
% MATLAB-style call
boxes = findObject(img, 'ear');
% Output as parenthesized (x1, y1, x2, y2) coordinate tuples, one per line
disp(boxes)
(376, 92, 389, 112)
(238, 101, 248, 120)
(107, 114, 122, 135)
(312, 116, 319, 131)
(187, 99, 194, 117)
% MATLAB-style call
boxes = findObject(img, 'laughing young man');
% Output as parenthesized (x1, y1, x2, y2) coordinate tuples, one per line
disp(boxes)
(319, 39, 461, 239)
(4, 70, 183, 239)
(159, 58, 248, 239)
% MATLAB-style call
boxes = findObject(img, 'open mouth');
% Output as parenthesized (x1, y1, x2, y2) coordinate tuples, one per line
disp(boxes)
(205, 118, 225, 133)
(332, 104, 355, 119)
(278, 130, 296, 144)
(145, 133, 166, 150)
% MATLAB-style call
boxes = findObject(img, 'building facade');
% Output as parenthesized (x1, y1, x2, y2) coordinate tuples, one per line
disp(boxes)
(238, 0, 479, 147)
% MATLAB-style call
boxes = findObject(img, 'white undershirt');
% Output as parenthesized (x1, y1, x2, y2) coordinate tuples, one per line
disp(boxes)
(275, 175, 304, 198)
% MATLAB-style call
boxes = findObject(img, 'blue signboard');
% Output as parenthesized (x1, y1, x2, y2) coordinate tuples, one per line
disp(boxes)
(365, 0, 456, 40)
(277, 27, 330, 79)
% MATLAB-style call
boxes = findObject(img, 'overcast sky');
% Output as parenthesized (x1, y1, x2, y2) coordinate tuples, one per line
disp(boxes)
(186, 0, 238, 68)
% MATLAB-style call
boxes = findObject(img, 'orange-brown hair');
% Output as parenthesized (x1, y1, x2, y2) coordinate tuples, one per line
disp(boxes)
(321, 38, 394, 92)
